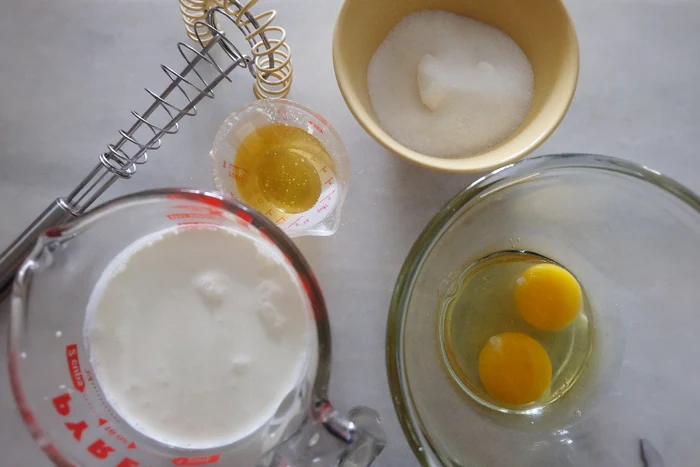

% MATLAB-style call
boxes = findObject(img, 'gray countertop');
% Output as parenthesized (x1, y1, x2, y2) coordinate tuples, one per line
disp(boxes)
(1, 0, 699, 465)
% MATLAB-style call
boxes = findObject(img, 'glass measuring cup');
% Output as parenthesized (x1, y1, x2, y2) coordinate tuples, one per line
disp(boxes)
(209, 99, 349, 237)
(8, 188, 384, 467)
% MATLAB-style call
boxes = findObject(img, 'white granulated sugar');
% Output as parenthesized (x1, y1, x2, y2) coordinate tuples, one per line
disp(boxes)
(367, 11, 534, 158)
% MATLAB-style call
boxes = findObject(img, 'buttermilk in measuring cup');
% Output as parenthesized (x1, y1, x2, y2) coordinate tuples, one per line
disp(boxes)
(83, 225, 314, 449)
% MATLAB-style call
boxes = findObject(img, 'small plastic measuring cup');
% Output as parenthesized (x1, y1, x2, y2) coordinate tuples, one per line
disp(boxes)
(8, 189, 385, 467)
(209, 99, 349, 237)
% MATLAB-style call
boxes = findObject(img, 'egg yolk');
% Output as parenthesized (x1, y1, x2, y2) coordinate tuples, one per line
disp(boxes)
(514, 263, 582, 331)
(478, 332, 552, 405)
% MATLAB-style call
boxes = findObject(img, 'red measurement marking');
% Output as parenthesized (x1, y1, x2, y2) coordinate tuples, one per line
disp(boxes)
(292, 216, 305, 227)
(88, 439, 114, 459)
(53, 392, 72, 416)
(316, 204, 329, 213)
(265, 209, 273, 216)
(104, 425, 129, 444)
(52, 385, 141, 467)
(227, 165, 248, 182)
(319, 190, 336, 203)
(308, 120, 324, 133)
(65, 420, 88, 441)
(82, 393, 97, 417)
(172, 455, 221, 466)
(100, 418, 136, 450)
(195, 205, 224, 215)
(66, 344, 85, 393)
(236, 211, 252, 226)
(276, 108, 288, 120)
(320, 165, 328, 173)
(324, 177, 334, 186)
(313, 112, 330, 127)
(275, 216, 287, 225)
(168, 205, 224, 221)
(177, 221, 219, 227)
(86, 369, 120, 423)
(82, 370, 100, 418)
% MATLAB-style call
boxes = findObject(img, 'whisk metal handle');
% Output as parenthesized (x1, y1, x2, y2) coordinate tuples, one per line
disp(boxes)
(0, 199, 75, 299)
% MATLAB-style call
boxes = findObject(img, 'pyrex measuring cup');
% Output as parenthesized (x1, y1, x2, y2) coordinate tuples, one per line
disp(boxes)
(8, 188, 384, 467)
(209, 99, 349, 237)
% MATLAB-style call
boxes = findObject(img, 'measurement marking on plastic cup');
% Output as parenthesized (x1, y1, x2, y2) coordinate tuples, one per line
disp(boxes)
(65, 345, 86, 393)
(166, 204, 225, 221)
(82, 392, 98, 417)
(225, 164, 247, 181)
(177, 221, 219, 227)
(50, 391, 140, 467)
(102, 422, 136, 449)
(85, 368, 120, 423)
(319, 190, 336, 203)
(171, 455, 222, 466)
(324, 177, 334, 186)
(308, 120, 324, 134)
(291, 216, 309, 227)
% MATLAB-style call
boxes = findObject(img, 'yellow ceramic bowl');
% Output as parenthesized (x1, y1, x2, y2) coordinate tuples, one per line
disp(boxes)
(332, 0, 579, 173)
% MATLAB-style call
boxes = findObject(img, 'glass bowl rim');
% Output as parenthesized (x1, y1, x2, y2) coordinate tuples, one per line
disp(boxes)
(385, 153, 700, 466)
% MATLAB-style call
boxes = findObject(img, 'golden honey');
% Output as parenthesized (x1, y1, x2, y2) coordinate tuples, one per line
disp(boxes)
(233, 124, 333, 215)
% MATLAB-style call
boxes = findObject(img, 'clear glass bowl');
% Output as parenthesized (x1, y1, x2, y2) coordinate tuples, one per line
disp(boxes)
(387, 154, 700, 466)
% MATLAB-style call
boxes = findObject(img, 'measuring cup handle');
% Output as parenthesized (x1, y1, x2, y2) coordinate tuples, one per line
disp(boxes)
(263, 402, 386, 467)
(0, 199, 75, 300)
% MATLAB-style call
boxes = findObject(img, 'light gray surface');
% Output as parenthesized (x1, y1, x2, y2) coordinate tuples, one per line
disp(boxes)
(1, 0, 699, 466)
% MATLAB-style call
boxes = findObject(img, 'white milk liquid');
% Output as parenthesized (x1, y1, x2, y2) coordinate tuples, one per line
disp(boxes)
(84, 225, 314, 449)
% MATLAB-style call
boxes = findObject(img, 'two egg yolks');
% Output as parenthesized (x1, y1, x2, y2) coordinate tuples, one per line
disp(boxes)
(477, 264, 582, 406)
